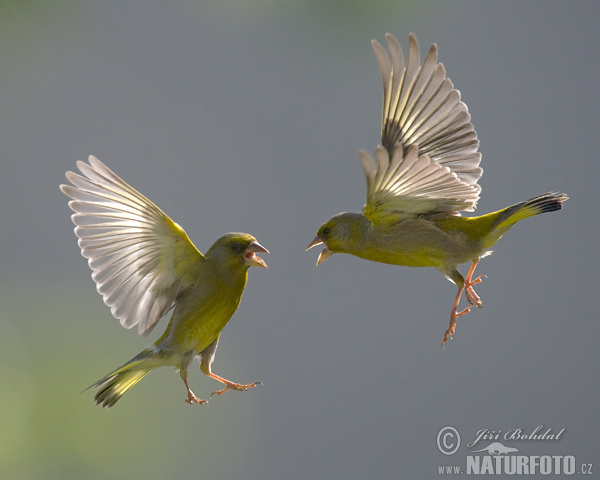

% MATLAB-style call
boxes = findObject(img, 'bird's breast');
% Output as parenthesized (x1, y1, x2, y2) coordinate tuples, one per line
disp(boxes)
(161, 280, 244, 354)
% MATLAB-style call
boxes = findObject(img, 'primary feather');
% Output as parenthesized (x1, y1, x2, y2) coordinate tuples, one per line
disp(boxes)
(61, 156, 205, 335)
(367, 33, 482, 220)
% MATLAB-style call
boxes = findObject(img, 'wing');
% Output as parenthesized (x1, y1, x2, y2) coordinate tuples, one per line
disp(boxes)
(368, 33, 482, 216)
(60, 156, 205, 335)
(361, 145, 481, 223)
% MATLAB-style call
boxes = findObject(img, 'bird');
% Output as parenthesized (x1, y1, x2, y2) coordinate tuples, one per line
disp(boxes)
(61, 156, 269, 407)
(307, 33, 567, 346)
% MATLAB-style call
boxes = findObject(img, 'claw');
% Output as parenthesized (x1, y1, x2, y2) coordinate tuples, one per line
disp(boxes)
(465, 274, 486, 307)
(182, 376, 208, 405)
(442, 304, 475, 347)
(185, 392, 208, 405)
(463, 259, 486, 307)
(210, 381, 262, 397)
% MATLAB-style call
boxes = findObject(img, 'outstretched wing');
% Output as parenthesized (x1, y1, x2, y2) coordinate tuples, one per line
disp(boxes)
(364, 33, 482, 220)
(61, 156, 205, 335)
(361, 145, 481, 223)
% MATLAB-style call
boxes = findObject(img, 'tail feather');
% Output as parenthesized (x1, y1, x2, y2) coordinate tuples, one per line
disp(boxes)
(87, 351, 154, 407)
(90, 369, 149, 408)
(493, 192, 568, 233)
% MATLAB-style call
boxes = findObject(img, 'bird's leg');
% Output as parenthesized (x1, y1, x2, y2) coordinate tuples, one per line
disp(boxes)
(198, 337, 261, 397)
(181, 370, 208, 405)
(206, 372, 262, 398)
(443, 284, 475, 347)
(464, 258, 486, 307)
(442, 260, 487, 346)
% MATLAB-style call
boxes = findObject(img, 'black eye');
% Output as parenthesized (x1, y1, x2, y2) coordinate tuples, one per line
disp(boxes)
(230, 242, 241, 252)
(321, 227, 331, 239)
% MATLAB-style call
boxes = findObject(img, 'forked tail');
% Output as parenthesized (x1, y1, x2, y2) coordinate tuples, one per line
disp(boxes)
(87, 349, 154, 407)
(488, 192, 568, 242)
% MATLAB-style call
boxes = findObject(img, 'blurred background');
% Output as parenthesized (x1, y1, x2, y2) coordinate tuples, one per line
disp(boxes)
(1, 1, 598, 478)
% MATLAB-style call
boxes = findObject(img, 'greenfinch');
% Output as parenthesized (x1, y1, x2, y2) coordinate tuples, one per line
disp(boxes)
(61, 156, 268, 407)
(307, 34, 567, 346)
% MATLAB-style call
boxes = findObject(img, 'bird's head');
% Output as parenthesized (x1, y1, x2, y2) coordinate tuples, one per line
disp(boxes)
(207, 233, 269, 270)
(306, 213, 370, 265)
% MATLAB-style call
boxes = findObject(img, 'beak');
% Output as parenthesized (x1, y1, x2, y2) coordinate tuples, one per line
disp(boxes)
(315, 246, 333, 266)
(306, 236, 332, 266)
(306, 236, 323, 251)
(244, 241, 269, 268)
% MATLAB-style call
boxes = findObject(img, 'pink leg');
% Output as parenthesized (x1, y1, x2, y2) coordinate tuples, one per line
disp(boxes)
(207, 372, 262, 397)
(442, 258, 486, 347)
(182, 376, 208, 405)
(443, 285, 476, 347)
(464, 258, 486, 307)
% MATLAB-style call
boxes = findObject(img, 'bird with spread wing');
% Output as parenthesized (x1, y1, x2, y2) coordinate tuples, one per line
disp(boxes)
(61, 156, 268, 406)
(307, 34, 567, 346)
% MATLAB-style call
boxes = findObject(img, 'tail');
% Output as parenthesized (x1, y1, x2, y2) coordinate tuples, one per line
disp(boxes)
(484, 192, 568, 245)
(87, 349, 154, 407)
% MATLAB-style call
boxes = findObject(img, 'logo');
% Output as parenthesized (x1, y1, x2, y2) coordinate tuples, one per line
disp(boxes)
(435, 425, 594, 476)
(437, 426, 460, 456)
(471, 441, 519, 455)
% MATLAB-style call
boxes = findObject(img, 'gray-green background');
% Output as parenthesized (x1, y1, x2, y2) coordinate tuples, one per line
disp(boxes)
(1, 1, 598, 478)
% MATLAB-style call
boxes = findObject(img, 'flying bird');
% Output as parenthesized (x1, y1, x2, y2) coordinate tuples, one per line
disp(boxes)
(307, 33, 567, 346)
(61, 156, 268, 406)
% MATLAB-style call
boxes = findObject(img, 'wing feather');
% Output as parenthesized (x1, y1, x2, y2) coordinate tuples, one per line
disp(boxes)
(362, 145, 480, 222)
(61, 156, 205, 335)
(370, 33, 482, 215)
(363, 33, 483, 221)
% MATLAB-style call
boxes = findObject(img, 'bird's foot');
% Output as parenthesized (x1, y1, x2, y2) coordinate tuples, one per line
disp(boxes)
(210, 380, 262, 397)
(182, 376, 208, 405)
(465, 275, 486, 307)
(442, 304, 475, 348)
(463, 258, 485, 307)
(185, 391, 208, 405)
(443, 260, 485, 347)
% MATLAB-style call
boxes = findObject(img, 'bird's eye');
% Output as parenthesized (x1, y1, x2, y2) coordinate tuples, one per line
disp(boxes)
(321, 227, 331, 239)
(230, 242, 241, 252)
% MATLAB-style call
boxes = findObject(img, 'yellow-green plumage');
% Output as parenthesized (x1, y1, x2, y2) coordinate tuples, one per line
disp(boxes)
(90, 358, 150, 408)
(62, 157, 268, 407)
(88, 235, 256, 407)
(314, 193, 567, 273)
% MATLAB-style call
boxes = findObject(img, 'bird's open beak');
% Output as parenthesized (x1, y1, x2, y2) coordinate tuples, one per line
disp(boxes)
(306, 236, 323, 251)
(245, 241, 269, 268)
(306, 236, 332, 266)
